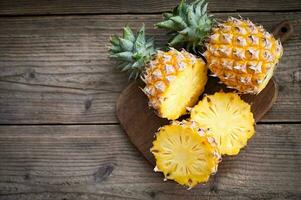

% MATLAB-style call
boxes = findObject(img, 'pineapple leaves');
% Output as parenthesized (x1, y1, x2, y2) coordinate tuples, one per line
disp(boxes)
(156, 0, 215, 52)
(110, 52, 133, 61)
(201, 2, 208, 15)
(163, 12, 173, 19)
(120, 63, 132, 72)
(119, 38, 133, 51)
(123, 26, 135, 42)
(169, 34, 185, 46)
(110, 36, 120, 46)
(170, 16, 187, 29)
(109, 25, 156, 80)
(156, 20, 179, 31)
(134, 25, 146, 51)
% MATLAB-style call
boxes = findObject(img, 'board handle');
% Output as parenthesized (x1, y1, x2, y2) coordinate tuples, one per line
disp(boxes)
(272, 20, 293, 43)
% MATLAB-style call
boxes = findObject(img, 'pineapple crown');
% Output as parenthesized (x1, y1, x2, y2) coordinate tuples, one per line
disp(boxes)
(109, 25, 156, 80)
(156, 0, 215, 52)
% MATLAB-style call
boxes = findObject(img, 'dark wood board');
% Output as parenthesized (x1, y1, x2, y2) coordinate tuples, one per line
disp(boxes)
(0, 0, 300, 15)
(117, 78, 278, 165)
(0, 124, 300, 199)
(0, 13, 300, 124)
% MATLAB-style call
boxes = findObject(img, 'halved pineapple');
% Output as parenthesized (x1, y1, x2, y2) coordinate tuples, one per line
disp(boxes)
(190, 92, 255, 155)
(151, 121, 220, 188)
(142, 48, 207, 120)
(109, 25, 207, 120)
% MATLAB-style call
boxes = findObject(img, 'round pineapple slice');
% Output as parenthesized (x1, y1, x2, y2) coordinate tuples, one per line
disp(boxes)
(151, 121, 220, 188)
(142, 48, 207, 120)
(190, 92, 255, 155)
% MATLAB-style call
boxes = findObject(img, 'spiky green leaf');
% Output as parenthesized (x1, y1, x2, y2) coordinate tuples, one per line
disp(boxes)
(134, 25, 146, 51)
(170, 16, 187, 29)
(108, 25, 156, 80)
(118, 38, 133, 51)
(109, 45, 122, 53)
(110, 36, 120, 46)
(156, 20, 176, 30)
(123, 26, 135, 42)
(169, 34, 186, 46)
(156, 0, 215, 52)
(120, 63, 132, 72)
(163, 12, 173, 19)
(110, 52, 133, 61)
(132, 59, 145, 69)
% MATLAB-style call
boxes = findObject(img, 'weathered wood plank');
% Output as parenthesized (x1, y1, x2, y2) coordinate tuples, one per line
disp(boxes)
(0, 0, 300, 15)
(0, 124, 300, 199)
(0, 12, 300, 124)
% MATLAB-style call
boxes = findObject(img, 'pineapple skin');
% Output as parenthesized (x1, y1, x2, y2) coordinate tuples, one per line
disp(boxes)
(151, 121, 220, 188)
(142, 48, 208, 120)
(204, 17, 283, 94)
(190, 92, 255, 155)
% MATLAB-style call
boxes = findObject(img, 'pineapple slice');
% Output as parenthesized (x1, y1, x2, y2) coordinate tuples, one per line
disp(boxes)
(190, 92, 255, 155)
(151, 121, 220, 188)
(142, 48, 207, 120)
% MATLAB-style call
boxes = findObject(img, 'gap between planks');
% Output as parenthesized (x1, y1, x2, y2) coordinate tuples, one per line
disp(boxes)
(0, 121, 300, 126)
(0, 10, 301, 18)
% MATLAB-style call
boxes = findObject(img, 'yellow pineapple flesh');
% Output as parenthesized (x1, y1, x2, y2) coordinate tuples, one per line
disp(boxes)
(190, 92, 255, 155)
(142, 48, 207, 120)
(151, 121, 220, 188)
(204, 17, 283, 94)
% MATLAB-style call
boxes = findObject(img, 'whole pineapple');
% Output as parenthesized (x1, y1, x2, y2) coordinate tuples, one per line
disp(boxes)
(204, 17, 283, 94)
(109, 25, 208, 120)
(151, 120, 220, 188)
(190, 92, 255, 155)
(157, 0, 283, 94)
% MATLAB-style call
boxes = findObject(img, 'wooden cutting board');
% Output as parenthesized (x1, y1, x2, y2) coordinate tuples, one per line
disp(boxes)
(116, 21, 293, 166)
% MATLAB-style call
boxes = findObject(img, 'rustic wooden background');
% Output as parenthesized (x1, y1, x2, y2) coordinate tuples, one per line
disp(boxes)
(0, 0, 300, 199)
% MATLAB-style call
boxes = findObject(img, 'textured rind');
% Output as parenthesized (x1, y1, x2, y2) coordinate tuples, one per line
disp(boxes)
(204, 17, 283, 94)
(142, 48, 207, 120)
(151, 121, 220, 188)
(190, 92, 255, 155)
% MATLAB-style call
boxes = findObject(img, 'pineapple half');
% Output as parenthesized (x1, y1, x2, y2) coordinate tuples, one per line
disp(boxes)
(142, 48, 207, 119)
(204, 17, 283, 94)
(190, 92, 255, 155)
(109, 25, 208, 120)
(151, 121, 220, 188)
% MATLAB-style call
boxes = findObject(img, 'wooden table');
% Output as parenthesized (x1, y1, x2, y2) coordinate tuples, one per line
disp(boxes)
(0, 1, 300, 199)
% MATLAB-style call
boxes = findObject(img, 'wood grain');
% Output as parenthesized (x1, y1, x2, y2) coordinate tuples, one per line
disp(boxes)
(0, 0, 300, 15)
(0, 12, 300, 124)
(0, 124, 300, 199)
